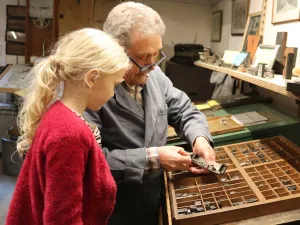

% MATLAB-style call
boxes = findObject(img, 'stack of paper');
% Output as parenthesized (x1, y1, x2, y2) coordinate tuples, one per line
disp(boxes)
(232, 111, 268, 126)
(194, 100, 221, 111)
(195, 103, 210, 110)
(0, 65, 31, 90)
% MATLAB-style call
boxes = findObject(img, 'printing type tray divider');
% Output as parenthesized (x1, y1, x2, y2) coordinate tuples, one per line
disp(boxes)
(167, 136, 300, 225)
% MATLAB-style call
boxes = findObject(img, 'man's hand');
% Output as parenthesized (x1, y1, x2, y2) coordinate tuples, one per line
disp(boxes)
(157, 146, 191, 171)
(189, 136, 216, 174)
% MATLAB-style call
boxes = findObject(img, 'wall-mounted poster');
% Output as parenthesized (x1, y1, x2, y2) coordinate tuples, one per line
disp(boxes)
(6, 5, 26, 18)
(272, 0, 300, 24)
(211, 10, 222, 42)
(232, 0, 250, 35)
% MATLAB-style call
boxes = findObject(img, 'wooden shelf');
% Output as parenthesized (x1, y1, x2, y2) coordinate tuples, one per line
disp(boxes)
(194, 61, 300, 101)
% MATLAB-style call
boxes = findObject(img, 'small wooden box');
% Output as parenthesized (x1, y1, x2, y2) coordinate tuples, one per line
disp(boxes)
(165, 136, 300, 225)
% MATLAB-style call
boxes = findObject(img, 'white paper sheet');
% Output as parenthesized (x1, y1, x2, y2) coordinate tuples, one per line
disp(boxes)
(0, 64, 31, 89)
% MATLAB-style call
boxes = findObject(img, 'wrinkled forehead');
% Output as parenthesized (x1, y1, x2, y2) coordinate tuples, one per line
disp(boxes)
(127, 31, 163, 55)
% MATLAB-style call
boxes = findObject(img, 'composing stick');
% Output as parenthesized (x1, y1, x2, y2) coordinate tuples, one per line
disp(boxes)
(190, 153, 227, 175)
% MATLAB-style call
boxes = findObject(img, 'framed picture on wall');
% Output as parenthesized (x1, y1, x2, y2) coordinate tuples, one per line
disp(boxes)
(6, 5, 26, 56)
(5, 30, 26, 43)
(6, 5, 26, 18)
(211, 10, 222, 42)
(7, 18, 26, 32)
(272, 0, 300, 24)
(6, 42, 25, 56)
(232, 0, 250, 35)
(240, 12, 262, 51)
(252, 44, 280, 69)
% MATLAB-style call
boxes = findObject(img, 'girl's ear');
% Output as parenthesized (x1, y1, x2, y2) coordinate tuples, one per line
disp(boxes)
(85, 70, 100, 88)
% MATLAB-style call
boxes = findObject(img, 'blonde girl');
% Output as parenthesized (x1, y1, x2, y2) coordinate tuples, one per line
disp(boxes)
(5, 28, 130, 225)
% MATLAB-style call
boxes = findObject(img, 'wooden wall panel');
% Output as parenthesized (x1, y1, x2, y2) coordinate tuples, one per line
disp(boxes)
(25, 0, 59, 63)
(58, 0, 93, 35)
(57, 0, 119, 35)
(91, 0, 119, 29)
(25, 19, 54, 58)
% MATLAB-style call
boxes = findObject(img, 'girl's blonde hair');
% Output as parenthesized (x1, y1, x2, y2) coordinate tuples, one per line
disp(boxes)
(17, 28, 130, 158)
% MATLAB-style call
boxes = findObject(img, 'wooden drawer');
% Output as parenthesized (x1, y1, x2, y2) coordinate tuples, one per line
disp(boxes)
(164, 136, 300, 225)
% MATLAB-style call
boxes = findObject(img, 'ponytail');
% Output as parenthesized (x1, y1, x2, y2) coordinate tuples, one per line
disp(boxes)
(17, 28, 130, 158)
(17, 56, 60, 158)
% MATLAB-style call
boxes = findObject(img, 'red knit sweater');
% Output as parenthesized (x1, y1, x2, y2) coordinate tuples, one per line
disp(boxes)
(5, 101, 116, 225)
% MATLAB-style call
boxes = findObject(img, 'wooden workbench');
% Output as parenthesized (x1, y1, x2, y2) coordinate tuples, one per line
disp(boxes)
(165, 102, 300, 224)
(167, 103, 300, 147)
(163, 136, 300, 225)
(162, 170, 300, 225)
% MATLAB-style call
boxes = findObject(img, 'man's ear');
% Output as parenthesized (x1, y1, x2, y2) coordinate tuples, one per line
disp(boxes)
(85, 70, 100, 88)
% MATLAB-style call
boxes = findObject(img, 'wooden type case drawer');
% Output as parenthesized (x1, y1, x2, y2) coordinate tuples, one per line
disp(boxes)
(165, 136, 300, 225)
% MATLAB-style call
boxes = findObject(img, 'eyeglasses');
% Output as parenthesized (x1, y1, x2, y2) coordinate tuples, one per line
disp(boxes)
(128, 49, 166, 73)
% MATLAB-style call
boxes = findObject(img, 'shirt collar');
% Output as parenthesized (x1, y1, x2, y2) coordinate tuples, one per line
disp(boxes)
(123, 81, 144, 93)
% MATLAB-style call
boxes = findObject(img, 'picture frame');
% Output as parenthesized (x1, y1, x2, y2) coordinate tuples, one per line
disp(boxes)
(5, 30, 26, 44)
(6, 5, 26, 56)
(7, 18, 26, 32)
(231, 0, 250, 35)
(251, 44, 280, 70)
(6, 5, 26, 18)
(6, 42, 25, 56)
(272, 0, 300, 24)
(240, 12, 262, 51)
(211, 10, 223, 42)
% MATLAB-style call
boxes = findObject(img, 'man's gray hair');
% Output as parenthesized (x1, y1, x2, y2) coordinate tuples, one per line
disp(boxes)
(103, 2, 166, 47)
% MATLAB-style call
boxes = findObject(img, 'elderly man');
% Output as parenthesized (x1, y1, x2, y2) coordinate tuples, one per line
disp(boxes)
(85, 2, 215, 225)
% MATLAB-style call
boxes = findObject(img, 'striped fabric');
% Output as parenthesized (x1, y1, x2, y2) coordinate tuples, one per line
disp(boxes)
(72, 110, 102, 148)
